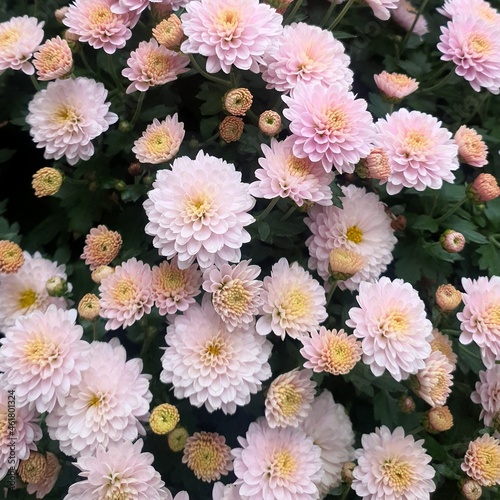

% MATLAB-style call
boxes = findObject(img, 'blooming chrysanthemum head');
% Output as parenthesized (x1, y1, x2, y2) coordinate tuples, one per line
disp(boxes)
(81, 225, 122, 270)
(438, 0, 500, 24)
(133, 114, 185, 165)
(33, 36, 72, 81)
(153, 14, 184, 50)
(455, 125, 488, 167)
(77, 293, 101, 320)
(471, 365, 500, 427)
(440, 229, 466, 253)
(32, 167, 63, 197)
(26, 452, 61, 498)
(423, 406, 454, 433)
(149, 403, 180, 435)
(391, 0, 429, 36)
(219, 116, 244, 142)
(462, 434, 500, 487)
(413, 351, 454, 407)
(18, 452, 47, 484)
(223, 88, 253, 116)
(329, 248, 365, 281)
(182, 432, 233, 482)
(256, 258, 328, 340)
(357, 147, 391, 181)
(353, 426, 436, 499)
(469, 173, 500, 203)
(374, 71, 419, 101)
(0, 240, 23, 274)
(435, 284, 462, 313)
(258, 110, 281, 136)
(265, 369, 316, 428)
(363, 0, 399, 20)
(300, 327, 362, 376)
(430, 328, 458, 366)
(26, 77, 117, 165)
(169, 427, 189, 452)
(347, 277, 433, 381)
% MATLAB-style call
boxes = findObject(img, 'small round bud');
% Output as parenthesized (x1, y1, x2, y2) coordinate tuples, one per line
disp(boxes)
(78, 293, 101, 320)
(118, 120, 132, 133)
(128, 162, 142, 176)
(0, 240, 24, 274)
(18, 452, 47, 484)
(32, 167, 63, 197)
(91, 265, 115, 284)
(390, 215, 406, 231)
(468, 173, 500, 203)
(357, 148, 391, 181)
(422, 406, 454, 434)
(143, 175, 154, 186)
(153, 15, 184, 51)
(168, 426, 189, 452)
(435, 284, 462, 313)
(54, 7, 69, 24)
(45, 276, 68, 297)
(114, 180, 127, 192)
(398, 395, 416, 414)
(219, 116, 244, 143)
(341, 462, 356, 484)
(258, 110, 282, 136)
(329, 248, 365, 281)
(223, 88, 253, 116)
(149, 404, 180, 435)
(440, 230, 465, 253)
(88, 181, 98, 192)
(460, 478, 482, 500)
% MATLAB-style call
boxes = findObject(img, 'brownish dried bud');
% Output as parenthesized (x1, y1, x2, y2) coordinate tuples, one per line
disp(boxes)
(18, 452, 47, 484)
(341, 461, 356, 484)
(391, 215, 406, 231)
(435, 284, 462, 313)
(398, 395, 416, 414)
(78, 293, 101, 320)
(168, 426, 189, 452)
(0, 240, 24, 274)
(128, 162, 142, 176)
(223, 88, 253, 116)
(460, 478, 482, 500)
(422, 406, 454, 434)
(91, 265, 115, 284)
(219, 116, 244, 143)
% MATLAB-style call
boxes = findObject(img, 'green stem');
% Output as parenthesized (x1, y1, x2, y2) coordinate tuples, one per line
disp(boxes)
(189, 55, 231, 87)
(140, 332, 152, 358)
(421, 69, 455, 93)
(408, 425, 424, 435)
(92, 321, 98, 341)
(256, 198, 279, 221)
(328, 0, 356, 31)
(198, 131, 220, 148)
(29, 74, 41, 91)
(79, 48, 94, 76)
(107, 53, 123, 91)
(490, 234, 500, 250)
(281, 205, 297, 221)
(463, 92, 490, 125)
(320, 1, 336, 29)
(434, 311, 443, 329)
(284, 0, 304, 25)
(246, 109, 259, 126)
(130, 92, 146, 128)
(326, 281, 338, 307)
(435, 197, 467, 223)
(401, 0, 429, 47)
(388, 102, 394, 114)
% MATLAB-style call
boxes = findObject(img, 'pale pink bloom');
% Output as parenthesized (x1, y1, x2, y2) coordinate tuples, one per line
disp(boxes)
(256, 258, 328, 340)
(26, 452, 61, 499)
(455, 125, 488, 167)
(180, 0, 283, 74)
(0, 306, 90, 413)
(391, 0, 429, 36)
(470, 172, 500, 202)
(471, 365, 500, 427)
(144, 151, 255, 270)
(0, 16, 44, 75)
(364, 0, 399, 21)
(414, 350, 454, 407)
(375, 108, 459, 194)
(374, 71, 419, 100)
(99, 257, 153, 330)
(459, 276, 500, 368)
(232, 417, 323, 500)
(65, 439, 169, 498)
(261, 22, 352, 93)
(0, 388, 42, 480)
(46, 338, 152, 458)
(249, 137, 334, 207)
(462, 434, 500, 487)
(81, 224, 122, 270)
(346, 277, 433, 381)
(301, 391, 355, 497)
(152, 256, 202, 315)
(212, 482, 240, 500)
(26, 77, 117, 166)
(33, 36, 73, 81)
(265, 369, 316, 428)
(122, 38, 189, 93)
(431, 328, 458, 366)
(353, 426, 436, 499)
(133, 114, 185, 164)
(438, 0, 500, 25)
(160, 298, 272, 414)
(283, 82, 375, 174)
(156, 0, 190, 11)
(305, 185, 396, 291)
(202, 260, 263, 331)
(0, 251, 69, 331)
(110, 0, 162, 17)
(438, 17, 500, 94)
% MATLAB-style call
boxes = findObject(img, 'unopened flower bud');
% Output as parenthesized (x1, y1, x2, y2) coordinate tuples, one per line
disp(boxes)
(149, 404, 180, 435)
(373, 71, 419, 102)
(341, 462, 355, 484)
(440, 230, 465, 253)
(128, 162, 142, 176)
(168, 426, 189, 452)
(454, 125, 488, 168)
(264, 0, 294, 14)
(357, 148, 391, 180)
(118, 120, 132, 132)
(223, 88, 253, 116)
(460, 478, 482, 500)
(390, 215, 406, 231)
(398, 395, 416, 414)
(32, 167, 63, 197)
(329, 248, 365, 281)
(468, 173, 500, 203)
(46, 276, 68, 297)
(91, 265, 115, 284)
(219, 116, 244, 143)
(18, 452, 47, 484)
(435, 284, 462, 313)
(153, 15, 184, 50)
(0, 240, 24, 274)
(115, 180, 127, 192)
(422, 406, 453, 434)
(54, 7, 69, 24)
(63, 29, 80, 47)
(258, 110, 282, 136)
(78, 293, 101, 320)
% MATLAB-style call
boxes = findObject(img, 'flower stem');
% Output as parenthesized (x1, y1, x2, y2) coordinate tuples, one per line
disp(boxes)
(408, 425, 424, 435)
(401, 0, 429, 47)
(435, 197, 467, 223)
(320, 1, 336, 29)
(284, 0, 304, 25)
(281, 205, 297, 221)
(198, 131, 220, 148)
(256, 198, 279, 221)
(326, 281, 338, 307)
(92, 321, 98, 341)
(490, 234, 500, 250)
(421, 69, 455, 93)
(328, 0, 356, 31)
(189, 55, 231, 87)
(29, 74, 41, 91)
(130, 92, 145, 128)
(107, 53, 123, 91)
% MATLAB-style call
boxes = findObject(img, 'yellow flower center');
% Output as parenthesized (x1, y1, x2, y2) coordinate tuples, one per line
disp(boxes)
(484, 305, 500, 328)
(431, 371, 450, 402)
(24, 337, 59, 367)
(55, 104, 80, 126)
(186, 434, 227, 482)
(380, 458, 413, 493)
(87, 394, 101, 407)
(0, 413, 8, 438)
(468, 33, 491, 55)
(145, 52, 170, 82)
(323, 337, 357, 375)
(274, 384, 302, 418)
(279, 288, 310, 321)
(145, 129, 173, 156)
(346, 225, 363, 244)
(215, 280, 250, 316)
(388, 73, 413, 87)
(156, 265, 187, 294)
(89, 5, 114, 26)
(201, 335, 228, 366)
(380, 310, 409, 339)
(286, 156, 311, 178)
(111, 278, 137, 304)
(325, 107, 348, 133)
(186, 193, 213, 220)
(268, 450, 297, 479)
(403, 130, 430, 156)
(216, 9, 239, 40)
(477, 6, 497, 23)
(18, 289, 37, 309)
(149, 404, 180, 434)
(0, 27, 20, 49)
(472, 442, 500, 486)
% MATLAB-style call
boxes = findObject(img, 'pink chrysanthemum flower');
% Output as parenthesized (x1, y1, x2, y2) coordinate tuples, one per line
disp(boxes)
(438, 0, 500, 25)
(152, 256, 202, 315)
(0, 16, 44, 75)
(65, 439, 168, 498)
(46, 338, 152, 458)
(110, 0, 161, 16)
(283, 82, 375, 174)
(212, 482, 240, 500)
(144, 151, 255, 270)
(305, 185, 396, 291)
(458, 276, 500, 368)
(256, 258, 328, 340)
(353, 426, 436, 499)
(471, 365, 500, 427)
(301, 391, 355, 496)
(133, 114, 185, 164)
(363, 0, 400, 21)
(160, 299, 272, 414)
(0, 388, 42, 481)
(0, 252, 69, 331)
(180, 0, 283, 74)
(99, 257, 153, 330)
(33, 36, 73, 81)
(122, 38, 190, 93)
(249, 137, 334, 207)
(202, 260, 263, 331)
(265, 369, 316, 428)
(462, 434, 500, 487)
(81, 225, 122, 270)
(261, 22, 353, 93)
(0, 306, 90, 413)
(414, 351, 454, 407)
(300, 327, 362, 375)
(391, 0, 429, 36)
(26, 452, 62, 499)
(156, 0, 190, 12)
(438, 17, 500, 94)
(346, 277, 433, 381)
(431, 328, 458, 366)
(26, 77, 117, 166)
(375, 108, 459, 194)
(455, 125, 489, 167)
(374, 71, 419, 101)
(232, 417, 323, 500)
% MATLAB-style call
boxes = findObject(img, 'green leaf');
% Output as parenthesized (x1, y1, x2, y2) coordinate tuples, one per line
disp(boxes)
(445, 215, 489, 244)
(423, 435, 448, 462)
(434, 463, 461, 480)
(423, 242, 462, 263)
(484, 197, 500, 226)
(257, 221, 271, 242)
(477, 243, 500, 276)
(411, 214, 439, 233)
(0, 149, 15, 163)
(457, 342, 484, 375)
(196, 83, 224, 116)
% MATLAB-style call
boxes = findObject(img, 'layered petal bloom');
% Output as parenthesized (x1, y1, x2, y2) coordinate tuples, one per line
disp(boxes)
(180, 0, 283, 74)
(282, 82, 375, 173)
(26, 77, 117, 165)
(160, 299, 272, 414)
(462, 434, 500, 487)
(346, 277, 433, 381)
(352, 426, 436, 499)
(374, 71, 419, 101)
(249, 137, 334, 207)
(305, 185, 396, 291)
(364, 0, 399, 21)
(458, 276, 500, 368)
(46, 338, 152, 458)
(65, 439, 169, 499)
(471, 365, 500, 427)
(431, 328, 458, 366)
(81, 224, 122, 270)
(438, 0, 500, 25)
(232, 418, 323, 500)
(0, 16, 44, 75)
(33, 36, 73, 81)
(256, 258, 328, 340)
(391, 0, 429, 36)
(26, 452, 62, 499)
(0, 306, 90, 413)
(454, 125, 488, 167)
(261, 22, 353, 93)
(375, 108, 459, 194)
(414, 350, 454, 407)
(144, 151, 255, 270)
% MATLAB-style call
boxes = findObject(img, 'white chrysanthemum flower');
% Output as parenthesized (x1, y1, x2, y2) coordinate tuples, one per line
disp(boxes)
(471, 365, 500, 428)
